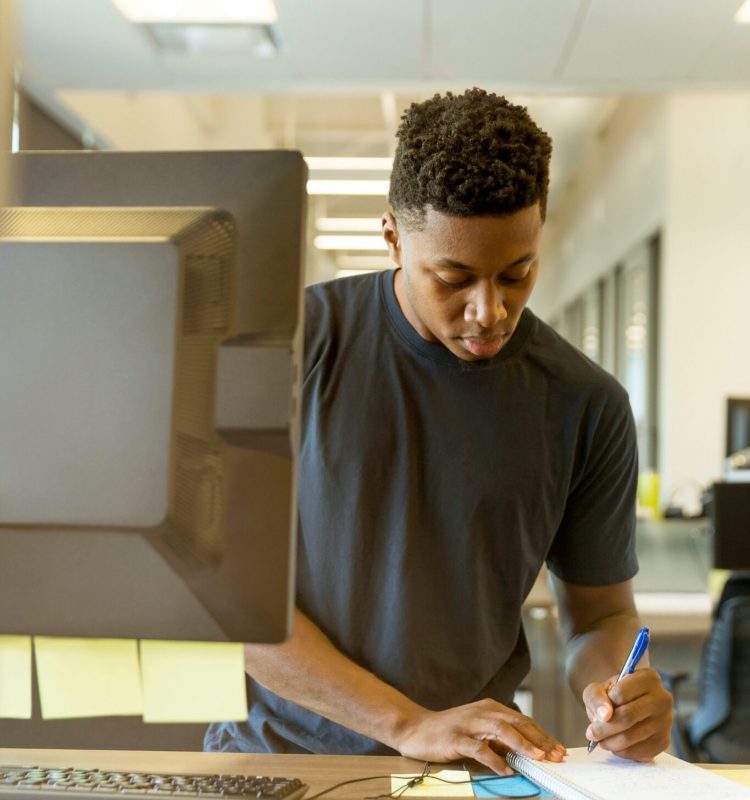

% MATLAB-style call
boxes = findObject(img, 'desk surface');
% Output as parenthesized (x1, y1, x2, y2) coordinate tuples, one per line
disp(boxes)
(0, 749, 746, 800)
(0, 750, 423, 800)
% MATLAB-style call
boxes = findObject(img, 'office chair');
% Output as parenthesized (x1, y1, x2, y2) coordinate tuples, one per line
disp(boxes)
(662, 573, 750, 763)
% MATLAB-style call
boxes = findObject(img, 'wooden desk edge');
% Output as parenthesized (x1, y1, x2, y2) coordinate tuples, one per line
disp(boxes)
(0, 749, 746, 798)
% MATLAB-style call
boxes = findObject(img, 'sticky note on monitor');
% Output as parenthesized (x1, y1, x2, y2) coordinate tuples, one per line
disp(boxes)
(0, 635, 32, 719)
(34, 637, 143, 719)
(140, 640, 247, 723)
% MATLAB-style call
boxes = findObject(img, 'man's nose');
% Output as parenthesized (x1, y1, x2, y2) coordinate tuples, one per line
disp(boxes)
(465, 282, 508, 328)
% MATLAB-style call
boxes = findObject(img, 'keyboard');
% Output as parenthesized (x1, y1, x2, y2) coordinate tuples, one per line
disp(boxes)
(0, 767, 307, 800)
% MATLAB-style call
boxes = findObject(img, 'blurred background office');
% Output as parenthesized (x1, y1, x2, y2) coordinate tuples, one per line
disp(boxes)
(3, 0, 750, 753)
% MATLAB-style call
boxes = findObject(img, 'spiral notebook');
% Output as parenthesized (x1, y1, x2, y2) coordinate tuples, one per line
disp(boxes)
(504, 746, 750, 800)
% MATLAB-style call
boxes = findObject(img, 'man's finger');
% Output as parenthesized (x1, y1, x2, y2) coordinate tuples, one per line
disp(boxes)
(582, 681, 615, 723)
(476, 712, 565, 757)
(595, 719, 669, 761)
(457, 737, 513, 776)
(608, 669, 665, 706)
(471, 721, 555, 762)
(505, 716, 566, 760)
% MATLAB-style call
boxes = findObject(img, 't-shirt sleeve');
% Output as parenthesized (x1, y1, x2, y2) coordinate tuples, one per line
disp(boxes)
(303, 285, 331, 381)
(546, 384, 639, 586)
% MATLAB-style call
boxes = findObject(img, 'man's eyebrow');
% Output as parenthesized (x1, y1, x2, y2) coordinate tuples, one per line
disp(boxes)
(433, 254, 536, 271)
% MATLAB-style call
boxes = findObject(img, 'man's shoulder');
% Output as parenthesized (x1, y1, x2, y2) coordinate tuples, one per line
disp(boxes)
(303, 271, 385, 376)
(526, 311, 629, 407)
(306, 270, 383, 315)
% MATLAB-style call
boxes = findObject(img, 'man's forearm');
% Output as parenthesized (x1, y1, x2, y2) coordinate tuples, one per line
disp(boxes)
(243, 608, 425, 749)
(563, 611, 645, 698)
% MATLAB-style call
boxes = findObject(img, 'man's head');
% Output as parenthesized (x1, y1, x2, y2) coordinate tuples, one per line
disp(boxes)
(383, 88, 552, 362)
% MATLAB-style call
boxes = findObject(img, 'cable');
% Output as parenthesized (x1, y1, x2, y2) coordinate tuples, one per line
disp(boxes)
(305, 761, 541, 800)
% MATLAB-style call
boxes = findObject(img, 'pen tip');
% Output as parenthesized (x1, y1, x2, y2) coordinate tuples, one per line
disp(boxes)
(587, 741, 596, 754)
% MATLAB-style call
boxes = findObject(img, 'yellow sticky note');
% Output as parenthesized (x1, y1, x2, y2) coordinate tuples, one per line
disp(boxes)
(391, 770, 474, 797)
(707, 568, 731, 602)
(34, 637, 142, 719)
(0, 635, 32, 719)
(140, 640, 247, 723)
(712, 769, 750, 788)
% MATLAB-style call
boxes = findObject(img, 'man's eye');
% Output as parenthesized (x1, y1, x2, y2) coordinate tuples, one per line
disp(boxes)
(436, 274, 470, 288)
(500, 270, 530, 284)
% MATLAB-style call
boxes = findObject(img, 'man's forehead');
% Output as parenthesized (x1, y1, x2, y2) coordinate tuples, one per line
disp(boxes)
(413, 205, 543, 256)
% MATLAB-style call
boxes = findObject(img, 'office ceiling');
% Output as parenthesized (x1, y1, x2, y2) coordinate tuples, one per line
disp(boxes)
(14, 0, 750, 274)
(18, 0, 750, 93)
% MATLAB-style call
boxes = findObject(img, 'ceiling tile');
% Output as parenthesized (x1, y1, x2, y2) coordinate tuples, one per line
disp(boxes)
(429, 0, 584, 82)
(276, 0, 424, 82)
(562, 0, 745, 87)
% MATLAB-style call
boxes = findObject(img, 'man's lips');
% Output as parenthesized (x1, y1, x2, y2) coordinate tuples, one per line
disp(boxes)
(459, 334, 507, 357)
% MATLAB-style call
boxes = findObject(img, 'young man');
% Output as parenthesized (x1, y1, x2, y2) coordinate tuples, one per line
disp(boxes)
(205, 88, 672, 772)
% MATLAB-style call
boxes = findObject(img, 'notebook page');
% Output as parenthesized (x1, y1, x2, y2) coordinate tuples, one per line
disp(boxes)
(512, 747, 750, 800)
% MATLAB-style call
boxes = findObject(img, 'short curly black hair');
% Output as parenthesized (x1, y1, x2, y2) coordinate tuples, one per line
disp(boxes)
(389, 88, 552, 229)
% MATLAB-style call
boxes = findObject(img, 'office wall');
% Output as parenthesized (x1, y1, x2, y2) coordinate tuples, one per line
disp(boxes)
(57, 92, 273, 151)
(661, 93, 750, 495)
(533, 95, 667, 314)
(534, 92, 750, 502)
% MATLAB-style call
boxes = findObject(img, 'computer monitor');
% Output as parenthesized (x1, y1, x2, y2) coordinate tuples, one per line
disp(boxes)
(0, 150, 306, 645)
(727, 396, 750, 458)
(711, 482, 750, 571)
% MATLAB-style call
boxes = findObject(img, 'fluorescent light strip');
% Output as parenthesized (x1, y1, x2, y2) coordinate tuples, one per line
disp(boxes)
(307, 180, 389, 196)
(316, 217, 382, 232)
(337, 255, 392, 269)
(314, 235, 387, 251)
(305, 157, 393, 171)
(111, 0, 278, 24)
(736, 0, 750, 22)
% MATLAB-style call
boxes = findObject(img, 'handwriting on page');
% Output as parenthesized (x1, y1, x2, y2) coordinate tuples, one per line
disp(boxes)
(546, 747, 750, 800)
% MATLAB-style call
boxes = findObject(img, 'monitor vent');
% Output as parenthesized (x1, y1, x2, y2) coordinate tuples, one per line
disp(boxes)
(183, 253, 232, 335)
(170, 210, 235, 563)
(0, 207, 223, 240)
(172, 433, 225, 561)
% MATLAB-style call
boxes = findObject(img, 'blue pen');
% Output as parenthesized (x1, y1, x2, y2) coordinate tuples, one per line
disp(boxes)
(587, 626, 650, 754)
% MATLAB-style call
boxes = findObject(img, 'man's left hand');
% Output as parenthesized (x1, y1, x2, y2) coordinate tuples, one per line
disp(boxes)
(582, 668, 672, 761)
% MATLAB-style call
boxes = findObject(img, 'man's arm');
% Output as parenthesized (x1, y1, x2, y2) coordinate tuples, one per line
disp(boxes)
(243, 608, 565, 774)
(552, 577, 672, 761)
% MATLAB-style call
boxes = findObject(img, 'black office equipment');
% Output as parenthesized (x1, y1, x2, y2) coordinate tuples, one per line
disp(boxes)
(0, 767, 307, 800)
(665, 573, 750, 763)
(726, 397, 750, 458)
(710, 482, 750, 571)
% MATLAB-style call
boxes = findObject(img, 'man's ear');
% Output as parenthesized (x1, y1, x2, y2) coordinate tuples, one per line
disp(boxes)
(382, 211, 403, 267)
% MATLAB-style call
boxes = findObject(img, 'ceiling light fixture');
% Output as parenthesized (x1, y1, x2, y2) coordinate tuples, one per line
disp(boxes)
(316, 218, 383, 232)
(314, 236, 388, 251)
(305, 157, 393, 171)
(307, 180, 389, 196)
(111, 0, 278, 24)
(735, 0, 750, 22)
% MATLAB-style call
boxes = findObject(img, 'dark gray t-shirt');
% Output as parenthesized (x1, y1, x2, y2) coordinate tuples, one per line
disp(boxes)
(205, 269, 638, 755)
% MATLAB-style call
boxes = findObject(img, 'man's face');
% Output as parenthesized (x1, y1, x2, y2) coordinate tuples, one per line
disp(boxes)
(383, 204, 543, 361)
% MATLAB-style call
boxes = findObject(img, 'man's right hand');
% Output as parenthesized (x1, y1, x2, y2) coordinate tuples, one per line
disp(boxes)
(245, 611, 564, 776)
(394, 698, 566, 775)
